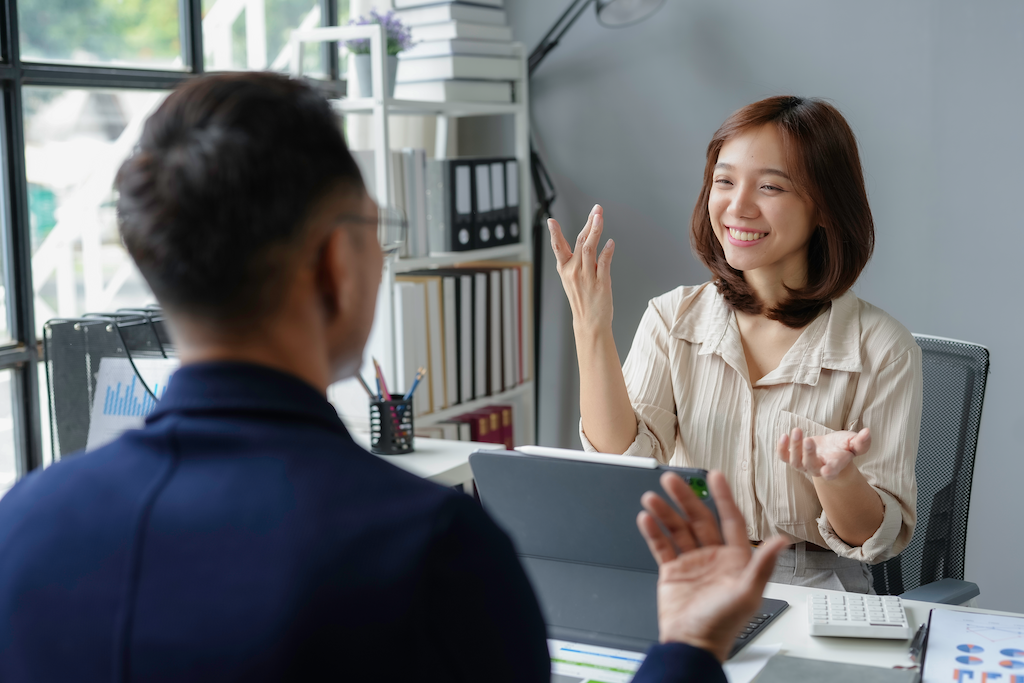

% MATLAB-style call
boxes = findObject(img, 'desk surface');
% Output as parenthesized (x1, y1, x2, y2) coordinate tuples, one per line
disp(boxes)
(351, 433, 499, 486)
(761, 582, 1021, 668)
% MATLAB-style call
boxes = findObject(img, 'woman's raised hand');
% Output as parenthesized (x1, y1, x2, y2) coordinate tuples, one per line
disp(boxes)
(548, 204, 615, 335)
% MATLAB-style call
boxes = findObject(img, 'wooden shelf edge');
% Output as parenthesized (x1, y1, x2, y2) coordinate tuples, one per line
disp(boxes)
(416, 382, 533, 426)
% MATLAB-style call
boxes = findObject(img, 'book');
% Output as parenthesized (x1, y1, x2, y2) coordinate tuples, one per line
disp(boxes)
(501, 268, 515, 390)
(473, 272, 488, 398)
(396, 55, 521, 83)
(396, 0, 503, 8)
(459, 273, 474, 401)
(438, 419, 472, 441)
(396, 274, 445, 414)
(410, 21, 513, 43)
(401, 148, 429, 257)
(441, 275, 458, 408)
(394, 281, 429, 416)
(395, 4, 506, 27)
(399, 39, 517, 60)
(394, 79, 512, 103)
(488, 269, 501, 396)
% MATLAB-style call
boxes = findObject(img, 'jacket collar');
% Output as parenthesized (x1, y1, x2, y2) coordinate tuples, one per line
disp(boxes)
(669, 285, 863, 386)
(146, 361, 350, 437)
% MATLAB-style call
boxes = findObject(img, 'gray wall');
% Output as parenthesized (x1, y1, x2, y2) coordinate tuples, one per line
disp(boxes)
(491, 0, 1024, 612)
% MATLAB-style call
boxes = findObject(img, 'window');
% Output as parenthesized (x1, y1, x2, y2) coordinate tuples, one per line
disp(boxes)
(18, 0, 185, 69)
(24, 87, 168, 330)
(202, 0, 326, 75)
(0, 1, 348, 490)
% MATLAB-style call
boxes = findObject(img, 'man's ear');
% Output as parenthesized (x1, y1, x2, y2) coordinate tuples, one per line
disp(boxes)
(314, 227, 348, 322)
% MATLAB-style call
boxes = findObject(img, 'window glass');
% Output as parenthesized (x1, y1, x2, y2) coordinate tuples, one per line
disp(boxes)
(24, 87, 167, 332)
(0, 370, 17, 496)
(18, 0, 183, 69)
(202, 0, 325, 75)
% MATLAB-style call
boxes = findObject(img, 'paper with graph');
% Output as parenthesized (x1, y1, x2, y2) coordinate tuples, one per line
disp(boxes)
(923, 608, 1024, 682)
(85, 357, 180, 451)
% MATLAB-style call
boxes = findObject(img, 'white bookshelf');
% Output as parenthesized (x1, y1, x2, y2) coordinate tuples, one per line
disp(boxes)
(289, 24, 536, 445)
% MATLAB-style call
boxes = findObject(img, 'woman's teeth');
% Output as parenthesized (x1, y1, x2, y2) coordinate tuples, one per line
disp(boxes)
(728, 228, 766, 241)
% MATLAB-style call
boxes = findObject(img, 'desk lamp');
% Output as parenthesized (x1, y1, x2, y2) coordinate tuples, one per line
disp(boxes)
(526, 0, 666, 418)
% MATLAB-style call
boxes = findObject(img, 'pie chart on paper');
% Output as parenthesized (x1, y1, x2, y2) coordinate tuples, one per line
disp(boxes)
(956, 656, 983, 665)
(958, 644, 985, 653)
(1002, 649, 1024, 657)
(1000, 660, 1024, 669)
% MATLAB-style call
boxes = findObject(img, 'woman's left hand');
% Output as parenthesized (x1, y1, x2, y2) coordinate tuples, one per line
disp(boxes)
(777, 427, 871, 481)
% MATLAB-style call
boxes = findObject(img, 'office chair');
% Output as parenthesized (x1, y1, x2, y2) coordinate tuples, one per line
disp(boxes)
(870, 335, 988, 605)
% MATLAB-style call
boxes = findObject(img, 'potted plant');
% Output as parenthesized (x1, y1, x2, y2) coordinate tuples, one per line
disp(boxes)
(346, 10, 413, 98)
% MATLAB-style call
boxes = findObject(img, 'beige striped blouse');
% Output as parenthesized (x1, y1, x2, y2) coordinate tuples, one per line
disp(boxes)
(581, 283, 922, 564)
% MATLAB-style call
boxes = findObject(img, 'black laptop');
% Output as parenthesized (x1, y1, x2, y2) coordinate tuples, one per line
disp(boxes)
(469, 446, 787, 677)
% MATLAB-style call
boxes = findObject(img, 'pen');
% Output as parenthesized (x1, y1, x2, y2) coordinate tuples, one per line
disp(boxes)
(403, 367, 426, 401)
(909, 622, 928, 663)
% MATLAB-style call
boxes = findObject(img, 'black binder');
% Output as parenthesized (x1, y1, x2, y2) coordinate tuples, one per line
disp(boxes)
(425, 158, 476, 252)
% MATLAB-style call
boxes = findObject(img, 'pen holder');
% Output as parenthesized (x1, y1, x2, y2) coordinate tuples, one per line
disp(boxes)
(370, 399, 415, 455)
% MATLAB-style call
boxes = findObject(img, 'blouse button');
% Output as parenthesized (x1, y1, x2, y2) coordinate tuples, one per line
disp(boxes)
(741, 461, 748, 471)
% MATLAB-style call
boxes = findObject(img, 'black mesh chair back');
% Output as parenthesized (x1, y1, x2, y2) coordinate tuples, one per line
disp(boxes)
(43, 308, 172, 459)
(871, 335, 989, 595)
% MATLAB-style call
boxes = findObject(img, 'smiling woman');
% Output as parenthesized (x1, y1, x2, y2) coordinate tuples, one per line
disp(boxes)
(548, 96, 922, 593)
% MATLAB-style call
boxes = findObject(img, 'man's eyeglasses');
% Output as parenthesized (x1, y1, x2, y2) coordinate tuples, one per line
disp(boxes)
(337, 205, 407, 257)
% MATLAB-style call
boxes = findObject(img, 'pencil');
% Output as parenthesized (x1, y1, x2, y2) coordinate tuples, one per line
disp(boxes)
(372, 357, 392, 401)
(356, 374, 375, 399)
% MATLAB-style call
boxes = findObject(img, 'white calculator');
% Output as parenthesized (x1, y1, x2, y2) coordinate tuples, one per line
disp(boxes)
(808, 593, 912, 639)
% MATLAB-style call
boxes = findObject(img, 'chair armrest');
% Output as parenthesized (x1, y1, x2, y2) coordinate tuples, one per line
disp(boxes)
(900, 578, 980, 605)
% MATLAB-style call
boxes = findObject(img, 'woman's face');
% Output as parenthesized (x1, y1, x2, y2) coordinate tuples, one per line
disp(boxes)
(708, 124, 818, 284)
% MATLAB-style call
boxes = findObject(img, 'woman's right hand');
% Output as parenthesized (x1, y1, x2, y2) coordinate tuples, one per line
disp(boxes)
(548, 204, 615, 336)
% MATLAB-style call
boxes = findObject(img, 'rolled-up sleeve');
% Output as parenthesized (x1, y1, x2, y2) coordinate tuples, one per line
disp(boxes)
(580, 301, 678, 463)
(818, 346, 922, 563)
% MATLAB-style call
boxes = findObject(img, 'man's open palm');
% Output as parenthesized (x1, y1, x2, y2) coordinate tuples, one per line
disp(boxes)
(637, 471, 788, 662)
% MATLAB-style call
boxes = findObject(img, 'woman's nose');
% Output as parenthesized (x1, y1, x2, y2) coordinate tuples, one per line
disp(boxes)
(728, 184, 759, 220)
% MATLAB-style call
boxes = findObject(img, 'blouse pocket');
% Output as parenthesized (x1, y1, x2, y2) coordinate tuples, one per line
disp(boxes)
(770, 410, 835, 526)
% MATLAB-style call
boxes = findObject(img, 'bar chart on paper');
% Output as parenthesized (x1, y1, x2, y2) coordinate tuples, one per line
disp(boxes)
(85, 357, 180, 451)
(102, 375, 168, 417)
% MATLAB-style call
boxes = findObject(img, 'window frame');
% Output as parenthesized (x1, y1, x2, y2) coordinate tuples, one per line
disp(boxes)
(0, 0, 343, 477)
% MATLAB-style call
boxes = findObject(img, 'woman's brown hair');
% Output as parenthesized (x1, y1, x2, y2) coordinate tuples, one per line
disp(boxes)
(690, 96, 874, 328)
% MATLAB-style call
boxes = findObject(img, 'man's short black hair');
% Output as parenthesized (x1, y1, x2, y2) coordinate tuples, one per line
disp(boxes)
(116, 72, 365, 323)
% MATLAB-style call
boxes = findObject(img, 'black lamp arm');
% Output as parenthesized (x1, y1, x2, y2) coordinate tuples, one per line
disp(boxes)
(527, 0, 597, 75)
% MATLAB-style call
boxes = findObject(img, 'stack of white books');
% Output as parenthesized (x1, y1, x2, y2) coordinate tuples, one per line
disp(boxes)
(393, 0, 519, 104)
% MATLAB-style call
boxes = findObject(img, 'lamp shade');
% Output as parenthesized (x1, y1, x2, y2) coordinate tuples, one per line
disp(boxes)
(595, 0, 667, 28)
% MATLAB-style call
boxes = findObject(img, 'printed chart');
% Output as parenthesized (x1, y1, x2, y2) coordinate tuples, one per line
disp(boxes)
(85, 357, 180, 451)
(548, 639, 644, 683)
(924, 610, 1024, 683)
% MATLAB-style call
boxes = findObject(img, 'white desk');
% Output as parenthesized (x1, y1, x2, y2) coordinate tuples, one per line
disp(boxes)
(760, 582, 1022, 668)
(351, 432, 500, 487)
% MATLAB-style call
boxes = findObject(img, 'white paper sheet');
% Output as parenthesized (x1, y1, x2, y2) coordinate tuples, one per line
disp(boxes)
(922, 608, 1024, 682)
(548, 639, 644, 683)
(85, 357, 180, 451)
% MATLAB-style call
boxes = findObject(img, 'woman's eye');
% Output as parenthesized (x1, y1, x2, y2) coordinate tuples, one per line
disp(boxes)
(714, 178, 733, 186)
(762, 184, 783, 192)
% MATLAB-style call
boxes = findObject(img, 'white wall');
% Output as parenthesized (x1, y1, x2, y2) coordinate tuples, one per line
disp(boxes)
(501, 0, 1024, 612)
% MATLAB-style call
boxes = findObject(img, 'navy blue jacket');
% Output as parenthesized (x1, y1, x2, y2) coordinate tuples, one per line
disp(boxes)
(0, 362, 724, 682)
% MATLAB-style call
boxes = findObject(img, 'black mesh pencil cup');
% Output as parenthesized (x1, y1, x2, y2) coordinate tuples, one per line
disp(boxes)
(370, 399, 414, 455)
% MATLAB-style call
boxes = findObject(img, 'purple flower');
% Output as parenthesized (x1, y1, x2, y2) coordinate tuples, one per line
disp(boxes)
(346, 9, 414, 56)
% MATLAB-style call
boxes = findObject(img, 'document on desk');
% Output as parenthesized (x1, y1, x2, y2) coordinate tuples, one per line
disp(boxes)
(922, 608, 1024, 683)
(548, 639, 643, 683)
